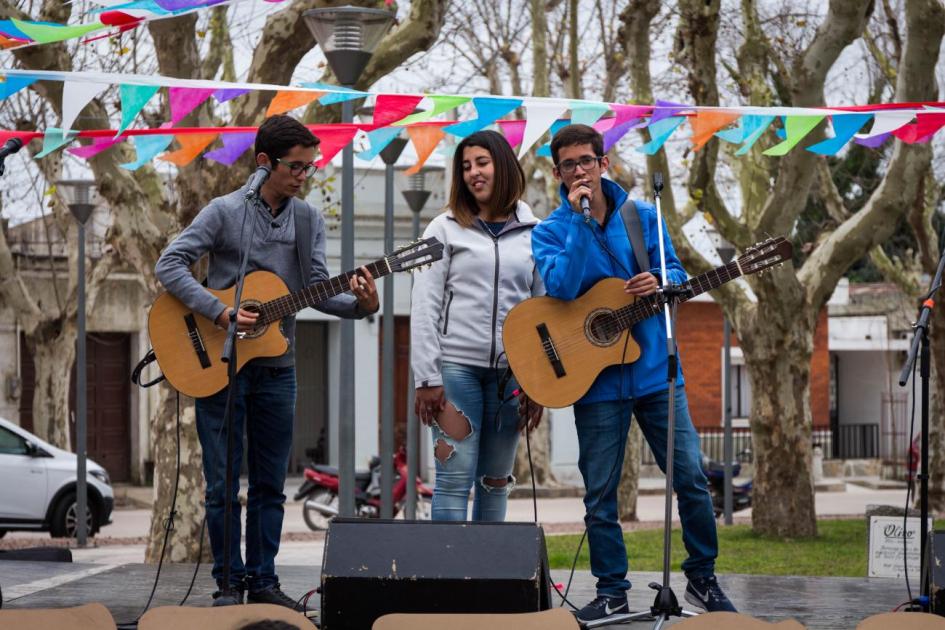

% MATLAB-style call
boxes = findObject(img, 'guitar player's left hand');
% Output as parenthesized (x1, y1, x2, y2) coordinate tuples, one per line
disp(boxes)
(625, 272, 659, 297)
(350, 266, 380, 313)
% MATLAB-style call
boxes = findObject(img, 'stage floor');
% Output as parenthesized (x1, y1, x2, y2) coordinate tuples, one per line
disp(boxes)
(0, 559, 905, 628)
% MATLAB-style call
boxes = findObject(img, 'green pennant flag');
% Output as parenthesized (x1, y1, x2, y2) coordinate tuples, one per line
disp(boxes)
(35, 128, 79, 158)
(762, 116, 825, 156)
(116, 84, 161, 137)
(12, 18, 102, 44)
(394, 95, 471, 126)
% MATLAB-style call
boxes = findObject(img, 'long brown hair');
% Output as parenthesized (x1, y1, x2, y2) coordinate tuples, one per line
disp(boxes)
(448, 130, 526, 228)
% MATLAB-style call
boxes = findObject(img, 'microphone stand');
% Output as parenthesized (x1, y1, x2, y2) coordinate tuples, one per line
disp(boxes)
(642, 173, 699, 628)
(216, 187, 262, 605)
(898, 239, 945, 613)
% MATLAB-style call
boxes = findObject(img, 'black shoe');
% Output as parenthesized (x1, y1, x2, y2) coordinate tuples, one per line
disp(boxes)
(573, 594, 629, 623)
(685, 575, 737, 612)
(247, 584, 302, 611)
(212, 587, 244, 606)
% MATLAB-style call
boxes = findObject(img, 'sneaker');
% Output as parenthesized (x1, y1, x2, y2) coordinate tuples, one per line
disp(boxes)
(211, 587, 244, 607)
(573, 594, 629, 623)
(685, 575, 737, 612)
(247, 584, 302, 611)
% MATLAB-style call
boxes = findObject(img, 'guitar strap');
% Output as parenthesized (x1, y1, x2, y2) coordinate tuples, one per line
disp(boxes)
(293, 198, 312, 289)
(619, 198, 650, 275)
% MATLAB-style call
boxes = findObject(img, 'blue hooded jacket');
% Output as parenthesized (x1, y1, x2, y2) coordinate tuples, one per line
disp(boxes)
(530, 177, 686, 404)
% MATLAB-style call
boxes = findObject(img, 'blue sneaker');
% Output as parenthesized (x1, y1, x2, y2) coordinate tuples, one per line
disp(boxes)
(573, 594, 629, 623)
(685, 575, 737, 612)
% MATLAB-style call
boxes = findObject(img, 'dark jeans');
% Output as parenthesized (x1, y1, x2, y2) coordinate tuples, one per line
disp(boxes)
(195, 364, 296, 593)
(574, 386, 717, 597)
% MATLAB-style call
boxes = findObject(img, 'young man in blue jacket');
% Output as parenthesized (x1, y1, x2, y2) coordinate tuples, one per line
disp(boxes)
(530, 124, 736, 623)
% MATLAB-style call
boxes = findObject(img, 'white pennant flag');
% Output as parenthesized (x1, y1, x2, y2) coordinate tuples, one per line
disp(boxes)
(61, 81, 106, 132)
(518, 101, 570, 159)
(854, 111, 913, 139)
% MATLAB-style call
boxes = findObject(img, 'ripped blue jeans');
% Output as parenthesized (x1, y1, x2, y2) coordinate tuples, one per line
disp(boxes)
(430, 361, 522, 521)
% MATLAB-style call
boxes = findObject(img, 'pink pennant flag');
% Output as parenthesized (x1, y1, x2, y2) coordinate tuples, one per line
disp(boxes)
(169, 87, 216, 125)
(891, 113, 945, 144)
(68, 136, 123, 159)
(372, 94, 424, 127)
(311, 124, 361, 167)
(497, 120, 526, 147)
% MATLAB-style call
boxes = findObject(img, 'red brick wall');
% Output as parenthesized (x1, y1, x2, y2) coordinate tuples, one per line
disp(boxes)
(675, 302, 830, 429)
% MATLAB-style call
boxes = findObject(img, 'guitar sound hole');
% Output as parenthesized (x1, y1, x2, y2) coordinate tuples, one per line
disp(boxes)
(238, 300, 268, 339)
(585, 309, 620, 347)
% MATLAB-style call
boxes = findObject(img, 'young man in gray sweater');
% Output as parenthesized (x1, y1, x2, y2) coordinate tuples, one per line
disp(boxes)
(155, 115, 379, 608)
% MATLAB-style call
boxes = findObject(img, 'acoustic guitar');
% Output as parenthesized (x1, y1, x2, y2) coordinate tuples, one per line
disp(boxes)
(503, 237, 793, 408)
(148, 237, 444, 398)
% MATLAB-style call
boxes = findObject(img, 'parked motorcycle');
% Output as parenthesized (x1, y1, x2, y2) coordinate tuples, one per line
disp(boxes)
(701, 449, 752, 518)
(294, 447, 433, 530)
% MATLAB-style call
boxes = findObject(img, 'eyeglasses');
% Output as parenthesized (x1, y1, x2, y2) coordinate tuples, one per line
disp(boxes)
(556, 155, 603, 175)
(275, 158, 318, 177)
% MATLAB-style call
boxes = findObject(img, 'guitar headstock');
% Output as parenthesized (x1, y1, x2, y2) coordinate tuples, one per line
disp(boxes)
(386, 237, 445, 273)
(738, 237, 793, 275)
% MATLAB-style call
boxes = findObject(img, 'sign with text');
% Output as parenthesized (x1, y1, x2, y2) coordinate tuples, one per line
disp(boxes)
(868, 515, 932, 579)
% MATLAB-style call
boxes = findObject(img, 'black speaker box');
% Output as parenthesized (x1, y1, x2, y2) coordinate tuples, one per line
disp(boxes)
(320, 519, 552, 630)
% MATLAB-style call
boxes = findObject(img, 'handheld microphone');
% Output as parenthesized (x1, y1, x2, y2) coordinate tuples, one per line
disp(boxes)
(0, 137, 24, 176)
(244, 164, 272, 200)
(580, 194, 591, 220)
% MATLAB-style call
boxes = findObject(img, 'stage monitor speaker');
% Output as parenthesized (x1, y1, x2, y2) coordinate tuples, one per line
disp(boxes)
(320, 519, 552, 630)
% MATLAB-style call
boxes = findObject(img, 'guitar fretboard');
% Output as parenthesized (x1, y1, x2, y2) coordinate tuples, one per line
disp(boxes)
(256, 258, 389, 325)
(609, 258, 743, 331)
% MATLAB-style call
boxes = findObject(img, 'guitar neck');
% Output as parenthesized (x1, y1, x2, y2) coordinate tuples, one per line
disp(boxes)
(257, 258, 390, 325)
(614, 259, 743, 330)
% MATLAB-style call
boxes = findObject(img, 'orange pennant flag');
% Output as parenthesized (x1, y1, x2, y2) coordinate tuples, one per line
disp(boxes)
(690, 111, 741, 151)
(405, 125, 447, 175)
(266, 90, 325, 117)
(159, 133, 218, 167)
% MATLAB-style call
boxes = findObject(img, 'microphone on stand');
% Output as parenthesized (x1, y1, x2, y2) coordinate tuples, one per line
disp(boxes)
(653, 171, 664, 196)
(0, 137, 24, 176)
(244, 164, 272, 200)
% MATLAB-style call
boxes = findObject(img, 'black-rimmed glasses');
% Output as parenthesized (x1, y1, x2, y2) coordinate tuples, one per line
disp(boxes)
(275, 158, 318, 177)
(556, 155, 603, 175)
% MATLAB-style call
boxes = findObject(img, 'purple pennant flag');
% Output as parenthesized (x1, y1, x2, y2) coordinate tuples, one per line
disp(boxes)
(650, 100, 689, 125)
(213, 88, 249, 104)
(854, 132, 890, 148)
(603, 118, 643, 152)
(203, 131, 256, 165)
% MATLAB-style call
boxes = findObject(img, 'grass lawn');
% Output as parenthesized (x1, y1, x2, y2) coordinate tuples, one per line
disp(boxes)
(546, 519, 919, 577)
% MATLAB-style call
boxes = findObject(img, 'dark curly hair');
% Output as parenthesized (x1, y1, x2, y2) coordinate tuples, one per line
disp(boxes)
(255, 115, 319, 164)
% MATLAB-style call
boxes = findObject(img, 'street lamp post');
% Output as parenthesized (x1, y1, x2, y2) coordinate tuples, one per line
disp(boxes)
(59, 179, 95, 546)
(378, 135, 408, 518)
(708, 226, 736, 525)
(304, 5, 394, 518)
(399, 166, 441, 518)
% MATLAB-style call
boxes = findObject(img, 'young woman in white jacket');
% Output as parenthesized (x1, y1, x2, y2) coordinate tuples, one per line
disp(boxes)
(411, 129, 544, 521)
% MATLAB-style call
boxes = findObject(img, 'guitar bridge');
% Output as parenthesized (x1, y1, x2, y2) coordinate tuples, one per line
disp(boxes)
(536, 323, 566, 378)
(184, 313, 212, 369)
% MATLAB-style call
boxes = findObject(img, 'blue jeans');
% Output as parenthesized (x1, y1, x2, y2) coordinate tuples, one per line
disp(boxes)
(574, 386, 716, 596)
(430, 362, 522, 521)
(195, 364, 296, 593)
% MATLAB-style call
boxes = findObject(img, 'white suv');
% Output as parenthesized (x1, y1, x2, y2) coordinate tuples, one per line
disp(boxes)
(0, 416, 113, 538)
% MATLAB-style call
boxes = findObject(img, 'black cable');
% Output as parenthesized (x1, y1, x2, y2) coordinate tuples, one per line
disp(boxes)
(179, 515, 207, 606)
(116, 391, 183, 629)
(904, 358, 918, 605)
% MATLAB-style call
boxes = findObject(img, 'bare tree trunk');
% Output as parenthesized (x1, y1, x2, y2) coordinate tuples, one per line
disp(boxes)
(617, 421, 643, 522)
(24, 321, 76, 449)
(146, 388, 209, 562)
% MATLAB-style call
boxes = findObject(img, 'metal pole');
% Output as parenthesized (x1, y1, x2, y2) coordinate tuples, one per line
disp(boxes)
(722, 317, 733, 525)
(76, 221, 88, 546)
(338, 97, 356, 517)
(405, 209, 421, 519)
(380, 162, 396, 519)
